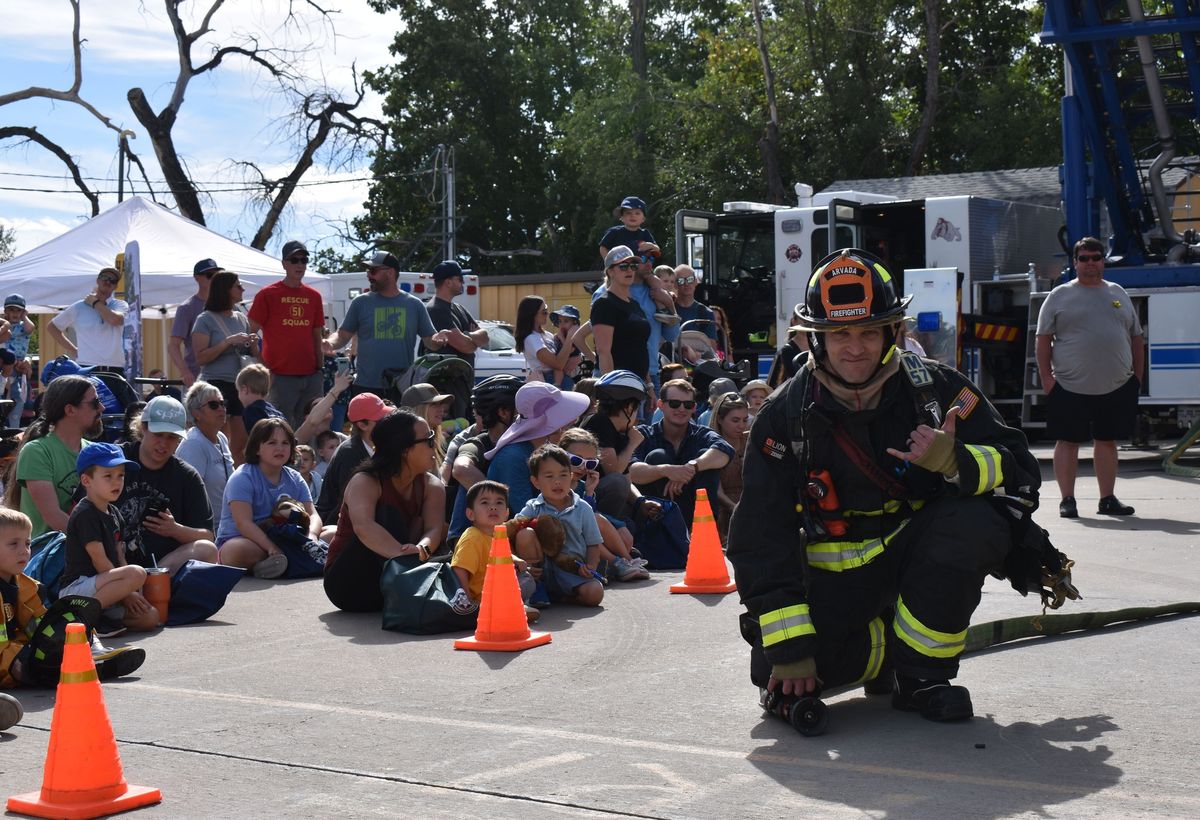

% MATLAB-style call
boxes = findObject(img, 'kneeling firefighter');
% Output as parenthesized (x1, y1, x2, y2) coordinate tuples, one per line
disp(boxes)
(728, 248, 1048, 723)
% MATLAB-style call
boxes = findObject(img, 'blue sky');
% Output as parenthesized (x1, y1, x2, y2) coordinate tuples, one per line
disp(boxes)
(0, 1, 396, 260)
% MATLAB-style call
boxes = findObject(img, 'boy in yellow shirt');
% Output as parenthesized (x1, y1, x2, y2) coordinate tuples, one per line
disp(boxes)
(450, 480, 538, 623)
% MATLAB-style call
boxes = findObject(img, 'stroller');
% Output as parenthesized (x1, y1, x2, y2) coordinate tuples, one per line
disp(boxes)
(385, 354, 475, 421)
(41, 356, 142, 443)
(674, 318, 756, 398)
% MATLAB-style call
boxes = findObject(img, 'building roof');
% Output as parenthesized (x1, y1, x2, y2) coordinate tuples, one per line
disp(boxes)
(822, 167, 1064, 208)
(823, 163, 1197, 211)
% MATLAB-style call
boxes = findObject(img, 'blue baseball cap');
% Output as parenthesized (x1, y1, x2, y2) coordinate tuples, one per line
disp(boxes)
(432, 260, 468, 283)
(193, 258, 223, 277)
(77, 442, 139, 475)
(549, 305, 580, 326)
(612, 196, 648, 219)
(4, 294, 25, 309)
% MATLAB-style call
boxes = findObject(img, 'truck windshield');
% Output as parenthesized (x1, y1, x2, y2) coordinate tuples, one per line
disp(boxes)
(713, 218, 776, 350)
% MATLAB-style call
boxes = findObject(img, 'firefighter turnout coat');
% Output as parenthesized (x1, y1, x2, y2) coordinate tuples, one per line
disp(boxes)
(728, 353, 1040, 686)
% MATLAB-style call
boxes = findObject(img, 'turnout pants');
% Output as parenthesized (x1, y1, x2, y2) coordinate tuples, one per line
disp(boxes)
(746, 496, 1010, 689)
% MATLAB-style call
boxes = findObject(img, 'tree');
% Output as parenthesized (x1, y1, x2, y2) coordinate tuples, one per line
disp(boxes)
(1, 0, 381, 249)
(359, 0, 1064, 271)
(751, 0, 785, 203)
(0, 225, 16, 263)
(359, 0, 600, 273)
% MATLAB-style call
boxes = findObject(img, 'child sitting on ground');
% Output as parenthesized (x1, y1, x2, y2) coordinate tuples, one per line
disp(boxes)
(450, 480, 539, 623)
(599, 196, 677, 324)
(512, 445, 606, 607)
(294, 444, 322, 498)
(314, 430, 342, 479)
(237, 364, 286, 437)
(59, 442, 159, 637)
(558, 428, 649, 581)
(0, 508, 145, 726)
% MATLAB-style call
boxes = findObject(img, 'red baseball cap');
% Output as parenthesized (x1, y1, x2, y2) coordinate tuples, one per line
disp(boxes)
(347, 392, 392, 423)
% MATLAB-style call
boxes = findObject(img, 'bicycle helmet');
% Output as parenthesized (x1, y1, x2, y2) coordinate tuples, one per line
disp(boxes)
(596, 369, 648, 404)
(471, 374, 522, 415)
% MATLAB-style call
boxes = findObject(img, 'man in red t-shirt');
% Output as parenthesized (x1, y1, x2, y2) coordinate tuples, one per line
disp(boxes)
(248, 239, 326, 428)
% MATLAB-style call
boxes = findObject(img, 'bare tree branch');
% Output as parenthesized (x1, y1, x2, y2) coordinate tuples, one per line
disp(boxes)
(0, 126, 100, 215)
(0, 0, 120, 133)
(244, 68, 384, 249)
(125, 146, 160, 204)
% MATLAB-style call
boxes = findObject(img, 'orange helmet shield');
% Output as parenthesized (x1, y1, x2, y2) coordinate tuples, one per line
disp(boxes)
(816, 255, 876, 322)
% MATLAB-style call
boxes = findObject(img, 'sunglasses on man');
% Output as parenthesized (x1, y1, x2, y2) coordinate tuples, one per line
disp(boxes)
(568, 454, 600, 471)
(287, 256, 309, 265)
(204, 399, 227, 411)
(612, 262, 638, 272)
(675, 276, 697, 286)
(98, 276, 120, 285)
(664, 398, 697, 410)
(1076, 253, 1104, 263)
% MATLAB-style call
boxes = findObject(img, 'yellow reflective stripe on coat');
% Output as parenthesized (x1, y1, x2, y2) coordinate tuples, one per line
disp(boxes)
(893, 596, 967, 658)
(806, 520, 908, 571)
(964, 444, 1004, 495)
(844, 499, 907, 517)
(854, 617, 887, 684)
(759, 604, 815, 648)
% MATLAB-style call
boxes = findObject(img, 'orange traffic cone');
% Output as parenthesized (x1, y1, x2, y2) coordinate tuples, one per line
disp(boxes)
(455, 525, 552, 652)
(670, 488, 737, 594)
(7, 623, 161, 820)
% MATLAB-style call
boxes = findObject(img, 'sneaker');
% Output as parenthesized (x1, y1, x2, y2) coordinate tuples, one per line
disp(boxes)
(1058, 496, 1078, 518)
(529, 580, 551, 608)
(94, 616, 127, 639)
(892, 675, 973, 721)
(252, 553, 289, 579)
(613, 557, 651, 582)
(653, 311, 681, 325)
(96, 646, 146, 682)
(0, 692, 22, 731)
(1098, 495, 1135, 516)
(524, 604, 541, 624)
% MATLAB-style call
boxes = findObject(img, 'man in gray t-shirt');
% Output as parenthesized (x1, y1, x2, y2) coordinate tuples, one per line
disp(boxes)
(324, 251, 449, 396)
(169, 259, 218, 386)
(1035, 237, 1145, 519)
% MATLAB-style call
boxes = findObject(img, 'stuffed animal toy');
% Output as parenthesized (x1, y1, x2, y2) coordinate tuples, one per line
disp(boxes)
(258, 495, 310, 532)
(505, 515, 574, 571)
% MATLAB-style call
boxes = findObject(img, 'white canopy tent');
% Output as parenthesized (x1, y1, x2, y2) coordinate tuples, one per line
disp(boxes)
(0, 196, 332, 313)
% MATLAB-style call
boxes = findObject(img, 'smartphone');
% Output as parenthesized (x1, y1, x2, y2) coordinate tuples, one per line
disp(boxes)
(335, 356, 351, 376)
(142, 499, 168, 522)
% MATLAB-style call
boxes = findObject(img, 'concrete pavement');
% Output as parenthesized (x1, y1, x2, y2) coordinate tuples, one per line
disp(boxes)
(1, 444, 1198, 819)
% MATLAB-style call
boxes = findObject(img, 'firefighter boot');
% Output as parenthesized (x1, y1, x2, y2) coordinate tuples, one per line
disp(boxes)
(892, 674, 973, 721)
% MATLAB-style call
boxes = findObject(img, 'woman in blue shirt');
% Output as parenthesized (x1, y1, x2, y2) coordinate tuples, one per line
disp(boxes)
(216, 418, 320, 579)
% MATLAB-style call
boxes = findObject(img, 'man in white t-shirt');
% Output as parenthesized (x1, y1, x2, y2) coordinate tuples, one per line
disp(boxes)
(46, 267, 129, 372)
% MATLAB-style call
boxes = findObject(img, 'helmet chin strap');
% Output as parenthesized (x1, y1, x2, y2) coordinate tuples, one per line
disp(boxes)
(810, 325, 899, 389)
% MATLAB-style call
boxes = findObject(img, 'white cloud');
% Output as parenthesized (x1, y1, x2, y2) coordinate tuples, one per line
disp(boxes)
(0, 215, 83, 255)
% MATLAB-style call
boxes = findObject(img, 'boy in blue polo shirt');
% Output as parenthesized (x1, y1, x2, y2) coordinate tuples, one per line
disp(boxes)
(513, 445, 605, 607)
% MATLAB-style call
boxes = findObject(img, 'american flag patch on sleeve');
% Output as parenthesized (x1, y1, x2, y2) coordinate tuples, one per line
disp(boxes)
(952, 386, 980, 420)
